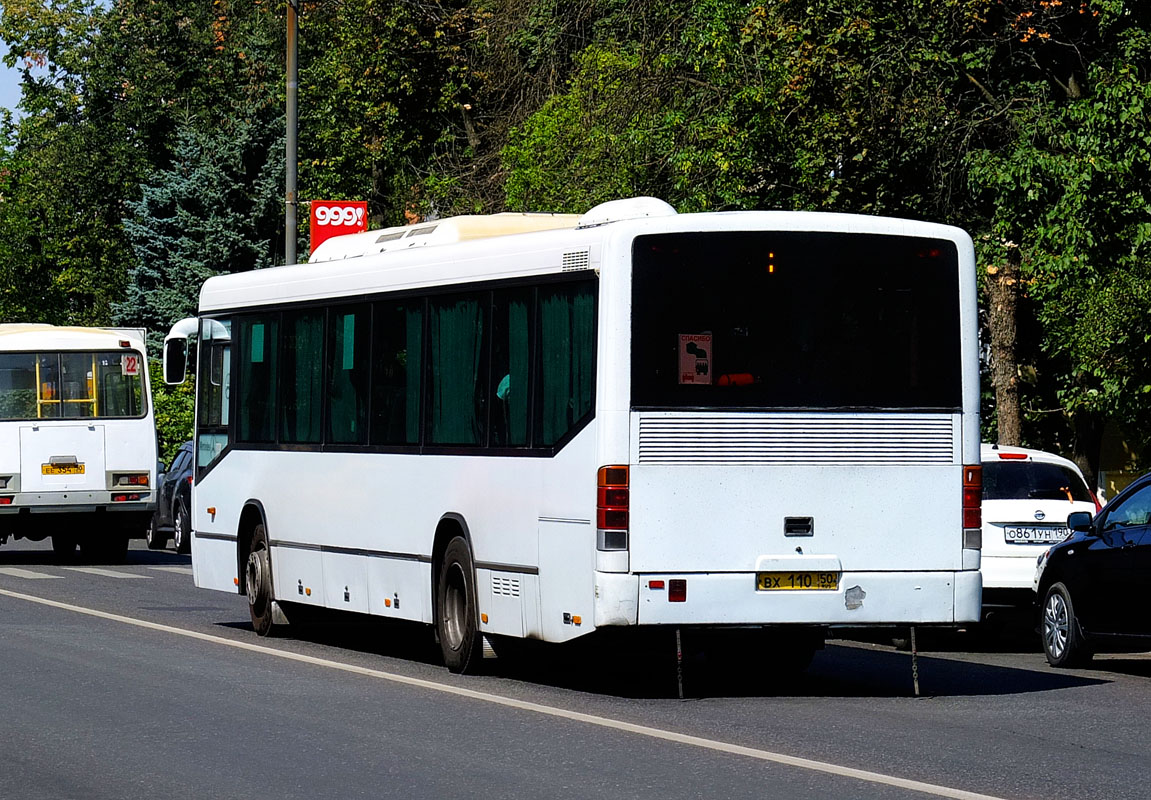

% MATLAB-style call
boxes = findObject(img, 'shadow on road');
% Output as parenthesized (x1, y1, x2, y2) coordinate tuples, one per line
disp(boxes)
(212, 605, 1108, 701)
(0, 540, 190, 567)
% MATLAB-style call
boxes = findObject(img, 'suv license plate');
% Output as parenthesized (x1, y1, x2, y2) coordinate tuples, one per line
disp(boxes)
(1004, 526, 1069, 544)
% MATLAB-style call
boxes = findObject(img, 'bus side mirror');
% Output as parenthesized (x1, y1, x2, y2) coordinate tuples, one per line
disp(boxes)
(1068, 511, 1094, 534)
(163, 337, 188, 385)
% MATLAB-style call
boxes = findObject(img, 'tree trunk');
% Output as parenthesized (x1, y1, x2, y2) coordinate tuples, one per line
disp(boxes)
(986, 248, 1022, 446)
(1070, 409, 1103, 492)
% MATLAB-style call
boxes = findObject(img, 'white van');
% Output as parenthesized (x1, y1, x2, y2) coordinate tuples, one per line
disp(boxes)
(980, 443, 1098, 608)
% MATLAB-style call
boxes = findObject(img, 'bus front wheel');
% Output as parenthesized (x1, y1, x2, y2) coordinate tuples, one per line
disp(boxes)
(436, 536, 483, 674)
(246, 523, 277, 637)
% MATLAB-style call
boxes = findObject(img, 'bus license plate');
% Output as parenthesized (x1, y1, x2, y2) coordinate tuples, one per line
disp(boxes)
(1004, 526, 1069, 545)
(756, 572, 840, 591)
(42, 463, 84, 475)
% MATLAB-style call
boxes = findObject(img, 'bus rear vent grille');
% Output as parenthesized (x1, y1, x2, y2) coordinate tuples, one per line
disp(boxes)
(562, 249, 591, 271)
(492, 574, 521, 597)
(635, 414, 956, 466)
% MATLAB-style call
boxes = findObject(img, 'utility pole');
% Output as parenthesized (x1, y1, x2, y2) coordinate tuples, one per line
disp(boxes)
(285, 0, 299, 265)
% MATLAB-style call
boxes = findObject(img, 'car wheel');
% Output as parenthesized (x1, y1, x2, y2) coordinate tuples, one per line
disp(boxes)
(144, 513, 168, 550)
(1042, 582, 1092, 668)
(173, 503, 191, 555)
(436, 536, 483, 674)
(246, 522, 278, 636)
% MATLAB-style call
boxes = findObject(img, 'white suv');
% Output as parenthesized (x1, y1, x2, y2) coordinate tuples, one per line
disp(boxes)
(980, 443, 1099, 609)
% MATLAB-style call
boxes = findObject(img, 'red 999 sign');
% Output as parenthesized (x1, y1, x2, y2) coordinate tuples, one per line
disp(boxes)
(309, 200, 369, 254)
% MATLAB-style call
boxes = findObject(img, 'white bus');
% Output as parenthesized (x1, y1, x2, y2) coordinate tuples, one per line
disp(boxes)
(0, 325, 158, 561)
(164, 197, 982, 673)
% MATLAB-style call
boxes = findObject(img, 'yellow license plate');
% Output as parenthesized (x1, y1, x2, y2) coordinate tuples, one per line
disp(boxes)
(756, 571, 840, 591)
(42, 463, 84, 475)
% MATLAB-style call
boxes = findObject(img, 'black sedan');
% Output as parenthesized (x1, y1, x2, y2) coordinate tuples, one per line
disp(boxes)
(145, 441, 194, 554)
(1036, 470, 1151, 667)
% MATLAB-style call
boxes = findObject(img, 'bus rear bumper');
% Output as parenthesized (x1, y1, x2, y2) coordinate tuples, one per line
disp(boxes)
(598, 569, 982, 627)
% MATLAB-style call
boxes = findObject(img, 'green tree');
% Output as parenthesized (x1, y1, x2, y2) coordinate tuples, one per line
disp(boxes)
(0, 0, 284, 326)
(297, 0, 479, 230)
(116, 116, 284, 344)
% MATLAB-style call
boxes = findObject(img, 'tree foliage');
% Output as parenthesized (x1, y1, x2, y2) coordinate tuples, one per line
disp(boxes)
(1, 0, 1149, 473)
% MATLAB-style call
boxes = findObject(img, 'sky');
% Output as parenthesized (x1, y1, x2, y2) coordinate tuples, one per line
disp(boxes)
(0, 39, 22, 117)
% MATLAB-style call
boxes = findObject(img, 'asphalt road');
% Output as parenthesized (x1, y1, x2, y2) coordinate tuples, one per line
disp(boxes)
(1, 537, 1148, 800)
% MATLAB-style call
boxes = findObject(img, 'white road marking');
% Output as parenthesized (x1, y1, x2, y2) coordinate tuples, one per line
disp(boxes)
(0, 587, 1006, 800)
(61, 567, 150, 579)
(148, 566, 194, 575)
(0, 567, 63, 580)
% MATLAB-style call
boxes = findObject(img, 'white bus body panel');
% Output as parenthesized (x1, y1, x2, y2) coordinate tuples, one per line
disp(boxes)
(19, 424, 107, 494)
(191, 423, 598, 640)
(635, 570, 980, 625)
(628, 412, 963, 574)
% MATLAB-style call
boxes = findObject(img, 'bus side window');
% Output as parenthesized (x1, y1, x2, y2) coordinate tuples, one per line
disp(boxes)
(279, 310, 324, 444)
(327, 305, 370, 445)
(236, 316, 279, 444)
(427, 293, 488, 447)
(535, 281, 595, 447)
(490, 288, 531, 447)
(371, 300, 423, 446)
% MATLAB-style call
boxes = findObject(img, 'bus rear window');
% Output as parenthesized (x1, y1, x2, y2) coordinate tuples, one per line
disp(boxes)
(0, 351, 147, 420)
(630, 231, 962, 410)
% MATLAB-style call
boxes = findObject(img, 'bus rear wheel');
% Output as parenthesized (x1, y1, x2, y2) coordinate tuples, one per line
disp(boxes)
(51, 533, 77, 562)
(246, 523, 277, 637)
(80, 533, 129, 564)
(436, 536, 483, 674)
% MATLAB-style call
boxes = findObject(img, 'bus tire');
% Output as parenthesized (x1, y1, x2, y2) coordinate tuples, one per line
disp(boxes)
(436, 536, 483, 674)
(173, 503, 191, 555)
(246, 522, 277, 637)
(145, 513, 168, 550)
(81, 533, 129, 564)
(51, 533, 77, 562)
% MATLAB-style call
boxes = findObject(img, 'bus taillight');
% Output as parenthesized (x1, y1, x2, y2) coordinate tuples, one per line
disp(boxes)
(963, 465, 982, 544)
(113, 473, 150, 487)
(597, 465, 628, 551)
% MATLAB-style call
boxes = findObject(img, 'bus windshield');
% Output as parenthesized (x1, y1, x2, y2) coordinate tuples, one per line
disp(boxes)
(0, 351, 147, 420)
(630, 231, 962, 410)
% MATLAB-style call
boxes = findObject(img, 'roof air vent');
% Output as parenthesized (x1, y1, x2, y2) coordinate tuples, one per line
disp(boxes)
(576, 197, 677, 229)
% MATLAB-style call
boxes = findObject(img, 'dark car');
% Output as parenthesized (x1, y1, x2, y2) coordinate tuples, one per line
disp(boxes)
(145, 441, 194, 554)
(1035, 470, 1151, 667)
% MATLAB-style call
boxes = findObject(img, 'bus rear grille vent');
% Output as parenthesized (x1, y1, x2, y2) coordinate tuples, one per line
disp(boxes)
(635, 414, 956, 466)
(562, 249, 591, 271)
(492, 574, 521, 597)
